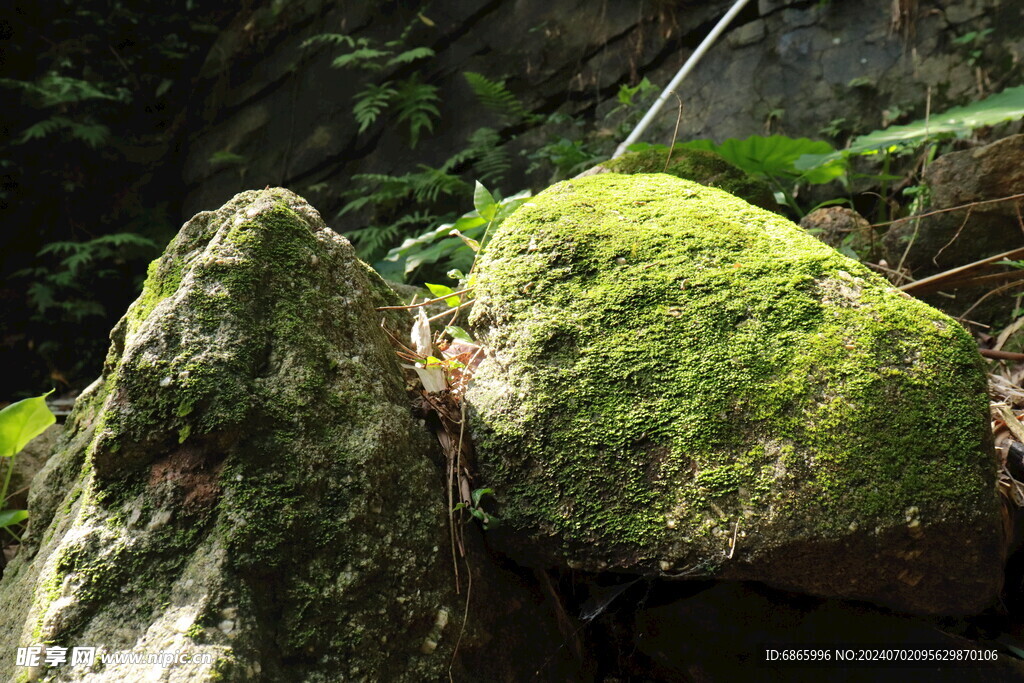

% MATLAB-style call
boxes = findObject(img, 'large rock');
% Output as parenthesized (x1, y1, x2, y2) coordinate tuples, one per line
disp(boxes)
(883, 134, 1024, 276)
(467, 173, 1002, 615)
(0, 189, 458, 681)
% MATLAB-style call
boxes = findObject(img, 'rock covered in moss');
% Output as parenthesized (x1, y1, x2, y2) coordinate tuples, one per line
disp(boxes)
(467, 173, 1002, 615)
(0, 189, 457, 681)
(589, 146, 777, 211)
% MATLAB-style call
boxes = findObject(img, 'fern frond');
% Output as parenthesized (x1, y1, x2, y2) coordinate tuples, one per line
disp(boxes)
(395, 79, 440, 148)
(463, 72, 532, 124)
(386, 47, 435, 67)
(37, 241, 80, 257)
(16, 117, 66, 143)
(300, 33, 358, 49)
(89, 233, 159, 249)
(466, 127, 510, 185)
(26, 282, 57, 312)
(345, 223, 402, 259)
(17, 116, 111, 148)
(345, 211, 436, 260)
(439, 147, 476, 173)
(35, 73, 120, 106)
(67, 121, 110, 148)
(341, 173, 418, 215)
(331, 48, 391, 70)
(411, 165, 466, 203)
(353, 82, 398, 133)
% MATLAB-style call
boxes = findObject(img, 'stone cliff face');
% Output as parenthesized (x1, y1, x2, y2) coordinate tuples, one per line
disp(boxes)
(181, 0, 1022, 227)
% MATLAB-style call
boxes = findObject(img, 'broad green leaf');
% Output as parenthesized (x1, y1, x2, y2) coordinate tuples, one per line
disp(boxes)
(452, 214, 488, 232)
(425, 283, 461, 307)
(473, 181, 498, 222)
(847, 85, 1024, 155)
(680, 135, 841, 183)
(494, 190, 532, 221)
(445, 326, 474, 342)
(471, 487, 494, 507)
(404, 237, 464, 273)
(0, 391, 55, 457)
(0, 509, 28, 528)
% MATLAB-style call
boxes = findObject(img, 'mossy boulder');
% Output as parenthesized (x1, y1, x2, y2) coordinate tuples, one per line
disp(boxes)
(592, 146, 778, 212)
(0, 189, 458, 681)
(467, 173, 1002, 615)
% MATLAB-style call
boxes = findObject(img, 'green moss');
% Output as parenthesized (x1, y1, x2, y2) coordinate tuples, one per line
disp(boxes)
(469, 173, 994, 571)
(601, 146, 778, 211)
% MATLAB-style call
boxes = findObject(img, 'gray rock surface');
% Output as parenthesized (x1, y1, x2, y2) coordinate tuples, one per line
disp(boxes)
(0, 189, 458, 681)
(884, 134, 1024, 276)
(6, 423, 62, 513)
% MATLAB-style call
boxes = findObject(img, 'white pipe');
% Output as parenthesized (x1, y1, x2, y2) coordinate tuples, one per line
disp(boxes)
(612, 0, 755, 158)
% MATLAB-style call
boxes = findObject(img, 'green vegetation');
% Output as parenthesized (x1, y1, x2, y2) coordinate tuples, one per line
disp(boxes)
(453, 488, 500, 530)
(1, 2, 222, 394)
(0, 392, 56, 537)
(302, 23, 441, 147)
(321, 68, 658, 278)
(377, 181, 530, 283)
(800, 85, 1024, 165)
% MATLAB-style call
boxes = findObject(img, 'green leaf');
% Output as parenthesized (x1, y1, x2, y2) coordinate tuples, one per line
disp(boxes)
(445, 326, 473, 342)
(208, 151, 246, 165)
(404, 237, 466, 274)
(680, 135, 843, 184)
(425, 283, 461, 307)
(0, 509, 28, 528)
(394, 79, 440, 148)
(353, 82, 397, 133)
(802, 86, 1024, 169)
(463, 72, 534, 123)
(386, 47, 435, 67)
(0, 391, 55, 457)
(807, 197, 852, 212)
(471, 487, 494, 507)
(300, 33, 356, 50)
(331, 48, 391, 69)
(494, 190, 532, 221)
(473, 181, 497, 222)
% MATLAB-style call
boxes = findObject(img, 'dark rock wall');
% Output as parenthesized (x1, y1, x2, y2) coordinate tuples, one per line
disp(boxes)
(182, 0, 1022, 228)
